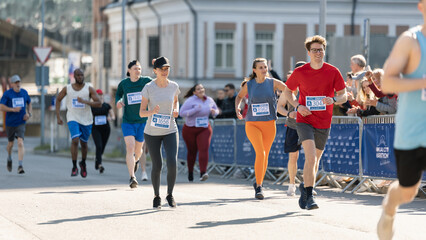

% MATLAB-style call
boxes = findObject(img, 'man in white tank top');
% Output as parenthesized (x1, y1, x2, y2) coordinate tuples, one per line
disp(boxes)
(55, 69, 101, 178)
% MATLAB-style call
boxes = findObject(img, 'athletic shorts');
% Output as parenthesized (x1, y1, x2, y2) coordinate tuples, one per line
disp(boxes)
(6, 124, 26, 142)
(121, 122, 146, 142)
(296, 122, 330, 150)
(284, 126, 301, 153)
(67, 121, 92, 142)
(394, 147, 426, 187)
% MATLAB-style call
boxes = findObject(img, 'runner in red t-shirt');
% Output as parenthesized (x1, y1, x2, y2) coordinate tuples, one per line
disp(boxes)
(283, 35, 347, 210)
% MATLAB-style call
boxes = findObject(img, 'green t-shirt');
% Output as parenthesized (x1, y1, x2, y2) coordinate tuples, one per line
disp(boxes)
(115, 76, 152, 124)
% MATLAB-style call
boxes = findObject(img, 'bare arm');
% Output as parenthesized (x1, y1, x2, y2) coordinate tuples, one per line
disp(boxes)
(235, 84, 248, 119)
(78, 87, 101, 108)
(273, 79, 287, 92)
(108, 108, 115, 121)
(56, 87, 67, 125)
(0, 104, 21, 113)
(139, 96, 159, 118)
(382, 32, 426, 93)
(276, 93, 290, 117)
(173, 95, 179, 118)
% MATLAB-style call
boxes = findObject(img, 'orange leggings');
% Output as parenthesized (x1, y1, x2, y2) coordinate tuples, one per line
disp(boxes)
(245, 120, 276, 186)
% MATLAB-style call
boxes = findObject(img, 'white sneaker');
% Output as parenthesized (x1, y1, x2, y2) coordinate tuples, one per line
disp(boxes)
(377, 211, 394, 240)
(200, 173, 209, 181)
(141, 171, 148, 181)
(287, 184, 296, 196)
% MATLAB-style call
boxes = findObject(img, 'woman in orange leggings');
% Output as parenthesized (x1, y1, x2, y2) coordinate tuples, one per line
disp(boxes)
(235, 58, 287, 199)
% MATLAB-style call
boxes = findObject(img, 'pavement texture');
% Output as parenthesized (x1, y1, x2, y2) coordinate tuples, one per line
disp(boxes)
(0, 137, 425, 240)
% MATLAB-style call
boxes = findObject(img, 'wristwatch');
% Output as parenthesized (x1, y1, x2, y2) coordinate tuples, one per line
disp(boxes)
(28, 112, 32, 117)
(332, 97, 337, 103)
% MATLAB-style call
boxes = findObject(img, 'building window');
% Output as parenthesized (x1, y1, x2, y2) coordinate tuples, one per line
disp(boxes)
(148, 36, 159, 67)
(215, 31, 234, 70)
(255, 32, 274, 60)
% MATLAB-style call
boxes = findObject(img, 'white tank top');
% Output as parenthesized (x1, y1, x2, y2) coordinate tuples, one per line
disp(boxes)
(66, 83, 93, 125)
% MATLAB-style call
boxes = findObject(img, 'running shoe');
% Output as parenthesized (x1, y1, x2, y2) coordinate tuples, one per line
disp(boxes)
(188, 172, 194, 182)
(153, 196, 162, 209)
(95, 162, 99, 170)
(253, 183, 264, 200)
(134, 160, 140, 173)
(287, 184, 296, 196)
(7, 160, 12, 172)
(129, 176, 138, 188)
(141, 171, 148, 181)
(306, 196, 319, 210)
(199, 172, 209, 181)
(17, 166, 25, 174)
(298, 183, 307, 209)
(71, 167, 78, 177)
(166, 194, 176, 208)
(79, 161, 87, 178)
(377, 211, 394, 240)
(99, 164, 105, 174)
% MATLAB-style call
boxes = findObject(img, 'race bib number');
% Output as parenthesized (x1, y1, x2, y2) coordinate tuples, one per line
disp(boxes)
(12, 98, 25, 108)
(251, 103, 270, 116)
(151, 114, 171, 129)
(306, 96, 326, 111)
(127, 92, 142, 105)
(94, 115, 107, 125)
(72, 98, 85, 108)
(195, 117, 209, 128)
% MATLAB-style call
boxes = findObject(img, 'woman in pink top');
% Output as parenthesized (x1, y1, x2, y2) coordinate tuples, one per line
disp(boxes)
(179, 84, 219, 182)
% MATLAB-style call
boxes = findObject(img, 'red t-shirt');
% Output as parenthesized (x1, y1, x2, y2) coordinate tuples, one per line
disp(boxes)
(286, 62, 346, 129)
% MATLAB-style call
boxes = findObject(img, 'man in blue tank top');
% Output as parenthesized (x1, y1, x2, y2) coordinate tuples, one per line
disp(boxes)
(377, 1, 426, 239)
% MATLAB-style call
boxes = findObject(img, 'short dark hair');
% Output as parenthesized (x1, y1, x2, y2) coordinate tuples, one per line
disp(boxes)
(225, 83, 235, 90)
(127, 60, 140, 76)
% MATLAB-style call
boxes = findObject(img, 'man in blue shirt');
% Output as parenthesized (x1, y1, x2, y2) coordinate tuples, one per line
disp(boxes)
(0, 75, 32, 174)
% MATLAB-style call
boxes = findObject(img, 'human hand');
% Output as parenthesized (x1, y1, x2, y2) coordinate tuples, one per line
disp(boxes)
(57, 117, 63, 125)
(23, 113, 30, 121)
(365, 98, 378, 107)
(347, 92, 354, 101)
(12, 107, 21, 112)
(236, 108, 243, 119)
(297, 105, 312, 117)
(288, 111, 297, 119)
(116, 100, 124, 109)
(77, 97, 85, 104)
(152, 105, 160, 115)
(173, 109, 179, 118)
(322, 97, 335, 105)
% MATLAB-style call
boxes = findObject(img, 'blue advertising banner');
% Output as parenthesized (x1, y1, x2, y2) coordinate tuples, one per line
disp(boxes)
(322, 124, 360, 175)
(235, 124, 255, 166)
(210, 125, 235, 165)
(362, 124, 397, 178)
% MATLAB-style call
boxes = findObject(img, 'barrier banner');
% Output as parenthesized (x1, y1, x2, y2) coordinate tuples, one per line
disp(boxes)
(322, 124, 360, 175)
(235, 124, 255, 166)
(210, 125, 235, 165)
(268, 123, 288, 168)
(362, 124, 397, 178)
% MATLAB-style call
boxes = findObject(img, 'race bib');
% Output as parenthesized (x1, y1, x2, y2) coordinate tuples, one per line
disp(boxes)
(195, 117, 209, 128)
(151, 114, 171, 129)
(12, 97, 25, 108)
(72, 98, 85, 108)
(306, 96, 326, 111)
(127, 92, 142, 105)
(94, 115, 107, 125)
(251, 103, 270, 116)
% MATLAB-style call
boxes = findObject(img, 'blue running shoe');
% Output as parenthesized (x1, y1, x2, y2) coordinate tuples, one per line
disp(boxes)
(298, 183, 307, 209)
(306, 196, 319, 210)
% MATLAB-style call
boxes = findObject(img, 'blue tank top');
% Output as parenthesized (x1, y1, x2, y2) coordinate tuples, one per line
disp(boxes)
(245, 78, 277, 122)
(394, 26, 426, 150)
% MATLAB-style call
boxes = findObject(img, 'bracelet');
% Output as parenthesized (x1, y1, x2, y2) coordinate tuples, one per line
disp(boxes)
(287, 111, 291, 118)
(295, 104, 301, 111)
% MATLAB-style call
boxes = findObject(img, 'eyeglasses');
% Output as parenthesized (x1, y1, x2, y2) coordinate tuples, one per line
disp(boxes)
(224, 89, 229, 92)
(310, 48, 324, 53)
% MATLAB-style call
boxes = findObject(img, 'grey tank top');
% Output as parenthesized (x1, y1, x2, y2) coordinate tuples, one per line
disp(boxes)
(245, 78, 277, 122)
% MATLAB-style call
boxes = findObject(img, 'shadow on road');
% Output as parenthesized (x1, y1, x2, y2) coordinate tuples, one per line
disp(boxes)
(189, 212, 310, 229)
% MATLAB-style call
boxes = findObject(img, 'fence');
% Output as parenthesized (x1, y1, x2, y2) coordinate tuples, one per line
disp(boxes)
(175, 115, 425, 194)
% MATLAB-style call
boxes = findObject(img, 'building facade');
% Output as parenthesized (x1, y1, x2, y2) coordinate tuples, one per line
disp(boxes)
(97, 0, 422, 91)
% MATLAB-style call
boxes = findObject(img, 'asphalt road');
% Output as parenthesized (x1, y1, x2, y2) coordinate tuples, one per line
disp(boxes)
(0, 137, 425, 240)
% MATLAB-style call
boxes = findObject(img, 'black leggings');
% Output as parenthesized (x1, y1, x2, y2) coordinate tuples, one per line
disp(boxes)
(92, 124, 110, 165)
(144, 132, 178, 196)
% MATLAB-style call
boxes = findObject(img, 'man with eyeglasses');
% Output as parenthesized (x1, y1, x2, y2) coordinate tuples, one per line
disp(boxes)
(283, 35, 347, 210)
